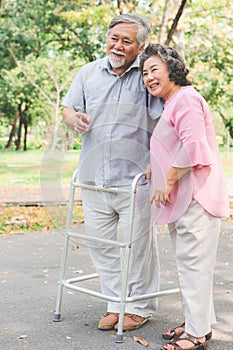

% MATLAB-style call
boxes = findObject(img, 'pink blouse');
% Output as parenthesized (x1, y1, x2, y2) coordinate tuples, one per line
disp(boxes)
(150, 86, 230, 224)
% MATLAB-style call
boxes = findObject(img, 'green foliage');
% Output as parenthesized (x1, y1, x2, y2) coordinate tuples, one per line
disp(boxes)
(0, 0, 232, 151)
(72, 135, 82, 150)
(182, 0, 233, 139)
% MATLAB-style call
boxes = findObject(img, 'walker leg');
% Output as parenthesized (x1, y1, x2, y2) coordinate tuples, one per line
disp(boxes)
(115, 245, 131, 343)
(53, 233, 70, 322)
(115, 289, 126, 343)
(53, 312, 62, 322)
(53, 181, 76, 322)
(115, 186, 136, 343)
(115, 333, 124, 343)
(115, 310, 124, 343)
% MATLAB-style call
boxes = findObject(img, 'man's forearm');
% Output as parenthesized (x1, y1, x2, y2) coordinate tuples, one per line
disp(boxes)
(62, 107, 76, 130)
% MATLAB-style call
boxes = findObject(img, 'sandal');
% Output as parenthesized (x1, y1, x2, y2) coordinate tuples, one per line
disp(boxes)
(161, 332, 207, 350)
(162, 322, 185, 340)
(162, 323, 212, 342)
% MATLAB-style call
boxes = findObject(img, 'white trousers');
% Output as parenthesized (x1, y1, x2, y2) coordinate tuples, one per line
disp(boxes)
(168, 200, 220, 337)
(81, 183, 160, 318)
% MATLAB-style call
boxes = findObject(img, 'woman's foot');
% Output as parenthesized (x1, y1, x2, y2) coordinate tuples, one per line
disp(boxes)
(162, 322, 185, 340)
(162, 332, 207, 350)
(162, 323, 212, 343)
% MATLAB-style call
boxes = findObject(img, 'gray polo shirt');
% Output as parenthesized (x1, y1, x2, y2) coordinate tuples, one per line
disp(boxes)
(62, 56, 164, 187)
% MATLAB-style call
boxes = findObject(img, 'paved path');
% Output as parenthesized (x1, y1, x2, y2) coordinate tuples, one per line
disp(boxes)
(1, 220, 233, 350)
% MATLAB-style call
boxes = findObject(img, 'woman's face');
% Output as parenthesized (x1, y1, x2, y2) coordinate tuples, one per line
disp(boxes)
(142, 55, 175, 101)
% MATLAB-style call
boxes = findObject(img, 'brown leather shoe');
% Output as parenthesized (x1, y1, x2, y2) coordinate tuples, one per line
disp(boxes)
(98, 312, 119, 330)
(114, 313, 149, 331)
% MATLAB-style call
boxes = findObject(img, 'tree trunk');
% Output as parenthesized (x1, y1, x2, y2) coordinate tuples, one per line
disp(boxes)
(117, 0, 123, 13)
(15, 110, 23, 150)
(158, 0, 172, 44)
(174, 29, 185, 57)
(165, 0, 188, 46)
(220, 111, 233, 139)
(5, 112, 19, 149)
(23, 118, 28, 151)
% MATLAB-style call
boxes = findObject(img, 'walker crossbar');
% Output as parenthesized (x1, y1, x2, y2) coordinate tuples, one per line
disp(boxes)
(67, 230, 130, 248)
(53, 171, 180, 343)
(73, 181, 130, 194)
(62, 276, 180, 303)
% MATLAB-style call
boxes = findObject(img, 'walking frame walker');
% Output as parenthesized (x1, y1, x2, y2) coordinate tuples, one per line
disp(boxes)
(53, 169, 179, 343)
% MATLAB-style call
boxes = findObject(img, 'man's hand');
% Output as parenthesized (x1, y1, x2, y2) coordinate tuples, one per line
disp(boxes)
(62, 107, 91, 134)
(73, 113, 91, 133)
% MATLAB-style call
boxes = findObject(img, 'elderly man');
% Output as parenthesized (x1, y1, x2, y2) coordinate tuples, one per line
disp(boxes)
(62, 13, 163, 331)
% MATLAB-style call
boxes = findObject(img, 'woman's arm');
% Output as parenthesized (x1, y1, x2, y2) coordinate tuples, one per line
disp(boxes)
(149, 166, 191, 207)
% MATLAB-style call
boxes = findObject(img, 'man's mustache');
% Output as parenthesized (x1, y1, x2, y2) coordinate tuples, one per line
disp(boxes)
(110, 49, 126, 57)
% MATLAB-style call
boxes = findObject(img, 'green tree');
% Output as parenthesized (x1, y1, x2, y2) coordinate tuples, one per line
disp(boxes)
(3, 53, 83, 151)
(184, 0, 233, 140)
(0, 0, 232, 152)
(0, 0, 113, 150)
(151, 0, 233, 142)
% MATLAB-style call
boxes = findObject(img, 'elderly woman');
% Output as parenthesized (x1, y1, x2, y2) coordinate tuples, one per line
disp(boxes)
(140, 44, 229, 350)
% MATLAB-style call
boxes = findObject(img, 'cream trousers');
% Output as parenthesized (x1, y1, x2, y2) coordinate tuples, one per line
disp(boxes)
(168, 200, 221, 337)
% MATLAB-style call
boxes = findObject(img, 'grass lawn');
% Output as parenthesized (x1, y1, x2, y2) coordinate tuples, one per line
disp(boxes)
(0, 149, 81, 234)
(0, 148, 232, 186)
(0, 149, 80, 186)
(0, 148, 232, 235)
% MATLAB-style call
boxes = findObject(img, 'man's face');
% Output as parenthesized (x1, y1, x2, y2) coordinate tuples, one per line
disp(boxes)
(106, 22, 144, 74)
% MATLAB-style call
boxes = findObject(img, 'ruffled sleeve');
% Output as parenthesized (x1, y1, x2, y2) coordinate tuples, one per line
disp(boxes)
(165, 88, 216, 168)
(174, 140, 213, 168)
